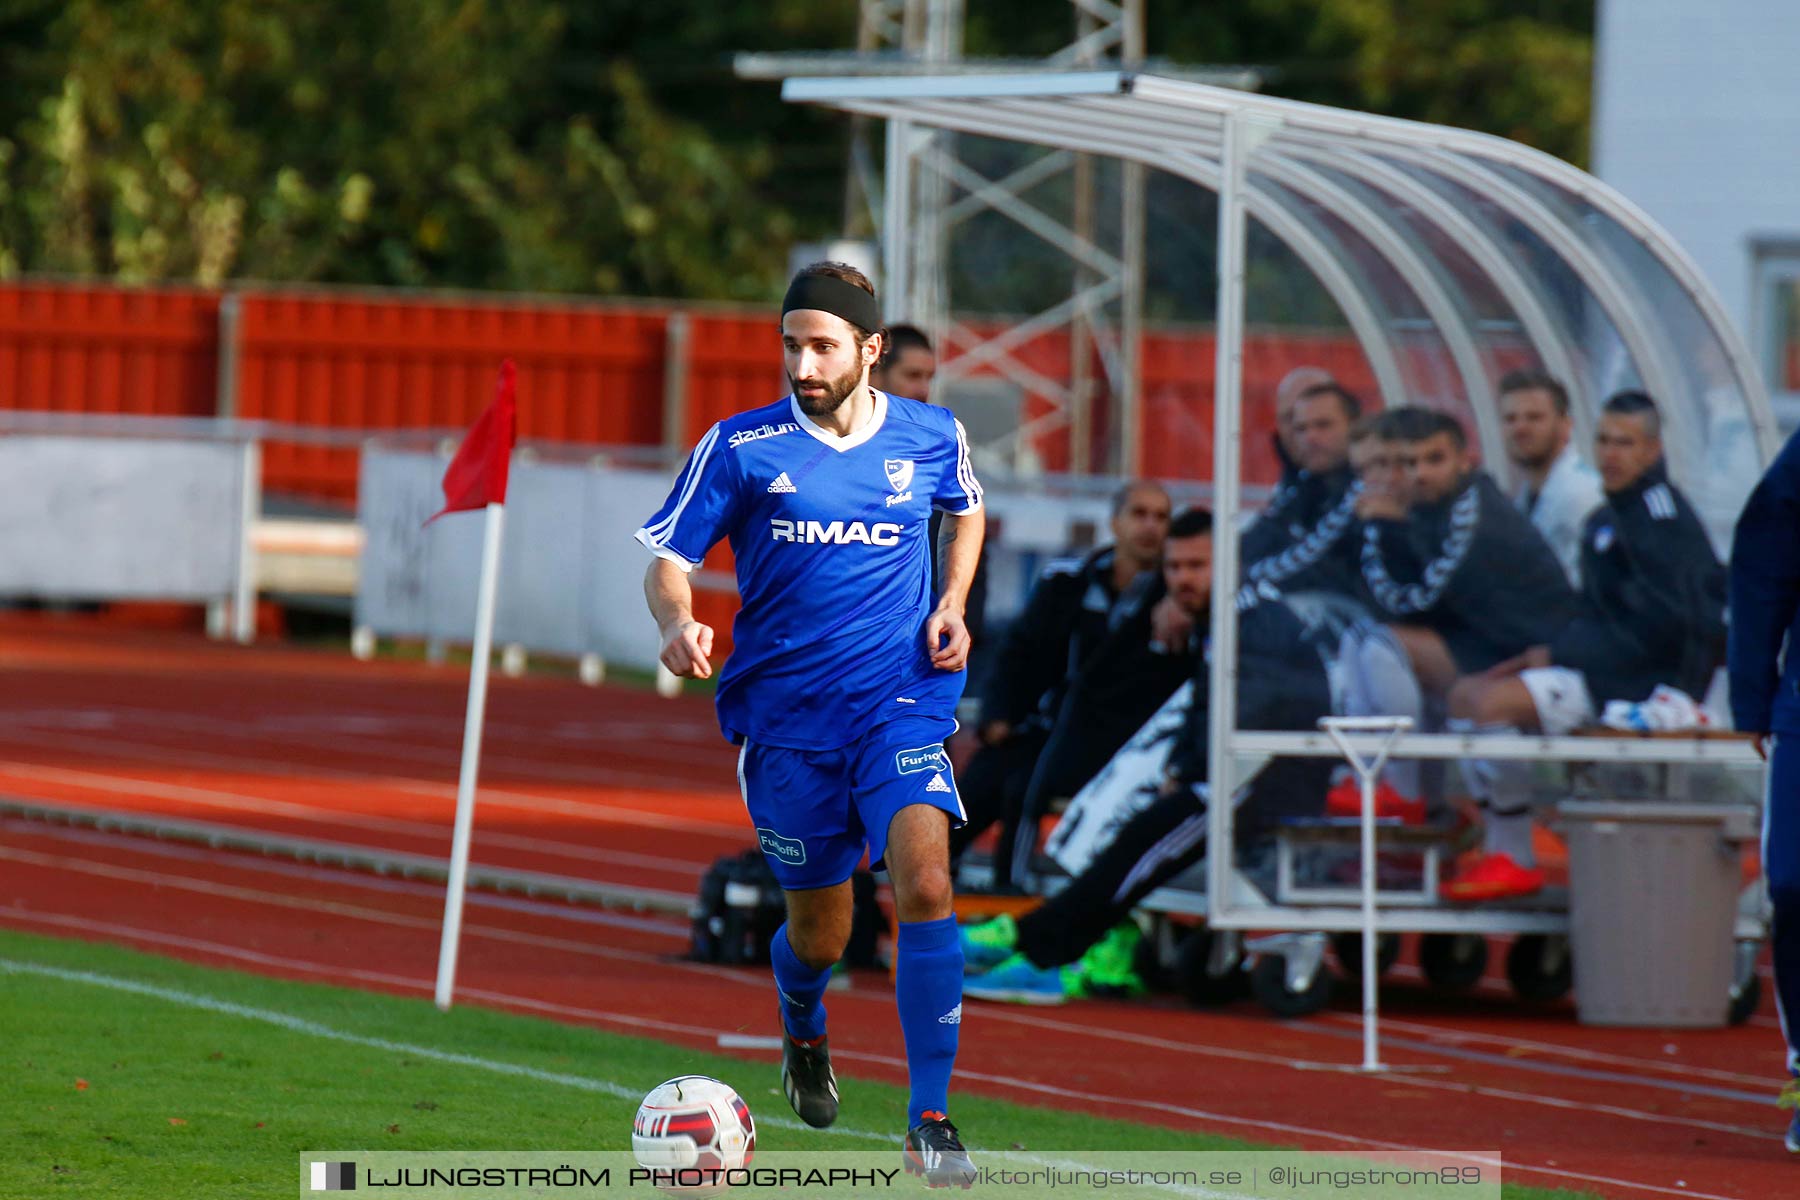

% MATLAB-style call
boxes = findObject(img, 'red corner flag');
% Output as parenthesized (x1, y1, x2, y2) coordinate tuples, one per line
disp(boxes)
(429, 359, 518, 524)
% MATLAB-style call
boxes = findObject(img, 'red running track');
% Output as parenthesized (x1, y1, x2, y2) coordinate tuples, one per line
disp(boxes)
(0, 617, 1791, 1200)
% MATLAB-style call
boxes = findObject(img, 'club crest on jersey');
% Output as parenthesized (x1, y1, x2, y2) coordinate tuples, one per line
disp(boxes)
(884, 458, 915, 494)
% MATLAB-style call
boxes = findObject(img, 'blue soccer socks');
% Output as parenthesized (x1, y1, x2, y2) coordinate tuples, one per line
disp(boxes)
(895, 915, 964, 1120)
(771, 922, 832, 1042)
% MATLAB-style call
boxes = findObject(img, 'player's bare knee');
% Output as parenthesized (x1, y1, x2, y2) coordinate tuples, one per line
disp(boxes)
(894, 865, 954, 922)
(786, 921, 849, 969)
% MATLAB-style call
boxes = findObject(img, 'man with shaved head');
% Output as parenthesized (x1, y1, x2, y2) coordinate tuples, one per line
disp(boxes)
(1243, 377, 1369, 601)
(1273, 365, 1336, 481)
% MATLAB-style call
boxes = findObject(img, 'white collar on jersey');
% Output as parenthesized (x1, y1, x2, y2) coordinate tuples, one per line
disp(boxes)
(790, 387, 888, 453)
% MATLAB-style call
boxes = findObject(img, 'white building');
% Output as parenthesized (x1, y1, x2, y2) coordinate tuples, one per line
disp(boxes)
(1594, 0, 1800, 424)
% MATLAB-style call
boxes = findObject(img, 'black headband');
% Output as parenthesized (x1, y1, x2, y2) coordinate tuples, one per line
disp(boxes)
(781, 274, 881, 336)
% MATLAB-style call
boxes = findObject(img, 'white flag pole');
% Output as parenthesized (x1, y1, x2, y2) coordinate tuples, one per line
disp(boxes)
(435, 499, 507, 1011)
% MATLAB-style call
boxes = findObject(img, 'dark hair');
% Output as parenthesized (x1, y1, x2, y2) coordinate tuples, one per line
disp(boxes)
(1348, 414, 1383, 443)
(1498, 368, 1570, 417)
(797, 259, 875, 296)
(1602, 389, 1662, 438)
(788, 261, 880, 343)
(1167, 507, 1214, 540)
(882, 323, 932, 365)
(1110, 479, 1171, 517)
(1296, 381, 1363, 421)
(1380, 406, 1465, 451)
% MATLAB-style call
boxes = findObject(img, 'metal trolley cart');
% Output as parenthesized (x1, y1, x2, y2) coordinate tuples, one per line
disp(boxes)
(1135, 724, 1766, 1030)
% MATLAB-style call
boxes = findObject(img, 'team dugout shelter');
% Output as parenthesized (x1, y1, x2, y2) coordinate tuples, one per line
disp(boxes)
(782, 71, 1780, 941)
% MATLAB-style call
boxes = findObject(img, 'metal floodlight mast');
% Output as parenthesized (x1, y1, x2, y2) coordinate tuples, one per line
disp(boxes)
(876, 0, 1153, 477)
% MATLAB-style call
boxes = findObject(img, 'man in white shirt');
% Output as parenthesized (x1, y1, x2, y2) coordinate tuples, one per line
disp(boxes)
(1500, 369, 1603, 588)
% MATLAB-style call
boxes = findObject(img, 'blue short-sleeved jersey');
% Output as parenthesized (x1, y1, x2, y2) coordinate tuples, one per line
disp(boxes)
(635, 389, 983, 752)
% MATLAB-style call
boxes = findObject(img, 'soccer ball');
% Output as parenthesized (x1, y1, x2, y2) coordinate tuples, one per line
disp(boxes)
(632, 1076, 755, 1194)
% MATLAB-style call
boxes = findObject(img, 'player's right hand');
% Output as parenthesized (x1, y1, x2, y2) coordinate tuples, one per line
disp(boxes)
(660, 619, 715, 680)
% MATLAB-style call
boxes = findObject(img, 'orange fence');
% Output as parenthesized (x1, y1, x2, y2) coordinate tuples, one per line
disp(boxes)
(0, 279, 1384, 505)
(233, 292, 673, 500)
(0, 283, 219, 417)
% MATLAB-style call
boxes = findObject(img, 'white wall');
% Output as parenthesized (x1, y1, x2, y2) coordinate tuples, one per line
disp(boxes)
(1593, 0, 1800, 339)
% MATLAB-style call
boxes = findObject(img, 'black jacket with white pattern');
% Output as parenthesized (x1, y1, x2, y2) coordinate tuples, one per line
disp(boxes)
(1242, 462, 1367, 601)
(1360, 469, 1575, 666)
(1550, 461, 1726, 704)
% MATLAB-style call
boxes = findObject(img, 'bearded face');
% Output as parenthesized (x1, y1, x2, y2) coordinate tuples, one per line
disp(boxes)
(782, 310, 874, 419)
(789, 355, 865, 417)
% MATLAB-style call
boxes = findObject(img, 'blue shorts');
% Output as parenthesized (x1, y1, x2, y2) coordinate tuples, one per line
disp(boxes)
(737, 714, 965, 891)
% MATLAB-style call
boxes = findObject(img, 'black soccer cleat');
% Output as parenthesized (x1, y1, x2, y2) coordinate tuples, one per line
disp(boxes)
(902, 1112, 977, 1189)
(780, 1033, 839, 1128)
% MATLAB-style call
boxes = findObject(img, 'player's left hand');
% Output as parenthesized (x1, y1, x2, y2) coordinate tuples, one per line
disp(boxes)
(926, 604, 971, 671)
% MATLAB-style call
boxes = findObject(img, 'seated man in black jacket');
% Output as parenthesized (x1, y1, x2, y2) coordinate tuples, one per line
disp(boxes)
(1003, 507, 1214, 888)
(950, 480, 1172, 884)
(1442, 392, 1727, 900)
(959, 576, 1338, 1003)
(1243, 381, 1367, 600)
(1358, 408, 1576, 697)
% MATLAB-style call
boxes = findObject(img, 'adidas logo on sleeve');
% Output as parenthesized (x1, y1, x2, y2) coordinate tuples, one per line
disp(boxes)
(768, 472, 797, 494)
(926, 773, 953, 794)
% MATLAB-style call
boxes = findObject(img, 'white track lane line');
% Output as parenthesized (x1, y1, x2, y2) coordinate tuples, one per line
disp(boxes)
(1, 824, 693, 940)
(0, 912, 1735, 1200)
(0, 774, 709, 877)
(0, 706, 727, 793)
(0, 725, 746, 832)
(0, 752, 740, 848)
(1321, 1012, 1776, 1088)
(968, 1003, 1782, 1111)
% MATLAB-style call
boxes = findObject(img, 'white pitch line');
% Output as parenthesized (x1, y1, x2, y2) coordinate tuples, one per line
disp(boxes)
(0, 951, 876, 1146)
(9, 838, 1778, 1144)
(0, 945, 1238, 1199)
(0, 909, 1751, 1200)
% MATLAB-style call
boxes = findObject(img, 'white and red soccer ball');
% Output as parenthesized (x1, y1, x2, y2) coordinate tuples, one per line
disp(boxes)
(632, 1076, 756, 1193)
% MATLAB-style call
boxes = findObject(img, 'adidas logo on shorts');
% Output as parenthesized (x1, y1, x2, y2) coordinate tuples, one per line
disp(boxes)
(926, 773, 952, 794)
(768, 472, 797, 494)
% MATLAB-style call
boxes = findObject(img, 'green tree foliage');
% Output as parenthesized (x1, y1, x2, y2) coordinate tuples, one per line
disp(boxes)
(0, 1, 1593, 298)
(0, 0, 848, 297)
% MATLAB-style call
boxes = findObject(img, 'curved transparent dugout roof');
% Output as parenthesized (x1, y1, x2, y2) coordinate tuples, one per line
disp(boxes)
(784, 70, 1778, 547)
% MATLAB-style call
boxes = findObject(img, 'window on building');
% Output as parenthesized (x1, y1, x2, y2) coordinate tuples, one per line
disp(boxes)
(1753, 239, 1800, 421)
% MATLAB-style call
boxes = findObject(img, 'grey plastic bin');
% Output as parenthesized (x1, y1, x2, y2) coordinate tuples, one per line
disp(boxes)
(1557, 801, 1758, 1028)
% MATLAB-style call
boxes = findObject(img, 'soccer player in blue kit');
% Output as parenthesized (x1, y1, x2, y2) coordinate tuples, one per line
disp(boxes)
(635, 262, 984, 1186)
(1729, 425, 1800, 1153)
